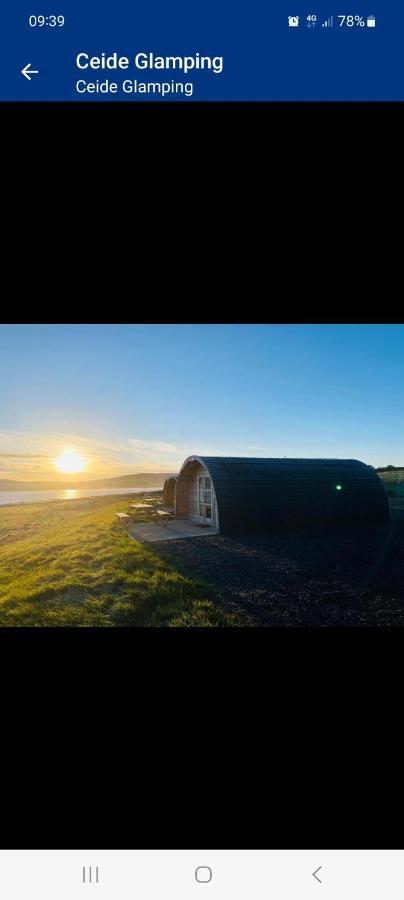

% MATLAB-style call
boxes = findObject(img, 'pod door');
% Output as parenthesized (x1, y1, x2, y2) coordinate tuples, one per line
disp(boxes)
(198, 474, 216, 525)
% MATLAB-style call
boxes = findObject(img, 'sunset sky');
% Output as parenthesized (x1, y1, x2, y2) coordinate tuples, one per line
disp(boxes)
(0, 324, 403, 482)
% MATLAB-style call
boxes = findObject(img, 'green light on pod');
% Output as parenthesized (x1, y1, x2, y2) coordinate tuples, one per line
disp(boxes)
(335, 484, 343, 491)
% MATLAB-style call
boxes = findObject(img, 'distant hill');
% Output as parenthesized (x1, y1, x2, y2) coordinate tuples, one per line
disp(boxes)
(82, 473, 175, 488)
(0, 473, 175, 492)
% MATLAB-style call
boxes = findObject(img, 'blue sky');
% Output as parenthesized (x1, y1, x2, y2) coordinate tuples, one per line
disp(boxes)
(0, 324, 402, 480)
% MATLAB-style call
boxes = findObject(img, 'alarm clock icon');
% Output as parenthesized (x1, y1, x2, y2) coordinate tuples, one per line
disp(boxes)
(288, 16, 300, 26)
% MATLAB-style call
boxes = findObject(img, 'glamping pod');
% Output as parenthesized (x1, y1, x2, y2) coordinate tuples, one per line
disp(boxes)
(176, 456, 390, 535)
(163, 476, 177, 506)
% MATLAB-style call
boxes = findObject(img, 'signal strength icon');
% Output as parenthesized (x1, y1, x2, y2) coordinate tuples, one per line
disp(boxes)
(322, 15, 334, 26)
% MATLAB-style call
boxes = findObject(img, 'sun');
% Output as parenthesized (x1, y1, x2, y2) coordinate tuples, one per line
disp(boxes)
(54, 448, 87, 474)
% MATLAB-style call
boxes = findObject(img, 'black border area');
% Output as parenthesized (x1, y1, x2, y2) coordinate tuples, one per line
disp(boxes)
(1, 626, 402, 847)
(5, 96, 400, 326)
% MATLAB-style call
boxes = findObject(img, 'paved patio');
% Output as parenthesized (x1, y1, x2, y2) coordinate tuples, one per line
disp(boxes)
(127, 518, 219, 543)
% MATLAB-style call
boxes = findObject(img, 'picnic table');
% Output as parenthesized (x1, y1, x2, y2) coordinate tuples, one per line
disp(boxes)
(130, 503, 153, 510)
(155, 510, 175, 527)
(115, 512, 131, 526)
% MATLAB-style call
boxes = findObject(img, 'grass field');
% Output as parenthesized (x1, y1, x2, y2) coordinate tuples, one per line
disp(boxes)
(378, 468, 404, 496)
(1, 472, 402, 628)
(0, 494, 240, 627)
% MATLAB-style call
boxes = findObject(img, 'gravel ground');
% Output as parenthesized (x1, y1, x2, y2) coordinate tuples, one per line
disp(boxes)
(154, 502, 404, 626)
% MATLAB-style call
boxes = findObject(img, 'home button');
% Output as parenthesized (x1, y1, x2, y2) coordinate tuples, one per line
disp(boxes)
(195, 867, 213, 883)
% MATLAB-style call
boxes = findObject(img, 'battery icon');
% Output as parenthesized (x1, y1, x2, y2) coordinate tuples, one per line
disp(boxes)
(367, 15, 376, 26)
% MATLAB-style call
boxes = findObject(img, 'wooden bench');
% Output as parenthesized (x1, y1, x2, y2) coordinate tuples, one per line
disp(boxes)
(115, 512, 131, 526)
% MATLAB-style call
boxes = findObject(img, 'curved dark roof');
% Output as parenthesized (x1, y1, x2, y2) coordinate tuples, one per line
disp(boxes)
(178, 456, 390, 533)
(163, 475, 178, 504)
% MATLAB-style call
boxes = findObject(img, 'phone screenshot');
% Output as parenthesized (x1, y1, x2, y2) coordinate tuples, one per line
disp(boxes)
(1, 1, 403, 100)
(0, 323, 402, 629)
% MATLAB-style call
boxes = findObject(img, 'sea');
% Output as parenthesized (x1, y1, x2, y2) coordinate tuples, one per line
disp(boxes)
(0, 487, 162, 507)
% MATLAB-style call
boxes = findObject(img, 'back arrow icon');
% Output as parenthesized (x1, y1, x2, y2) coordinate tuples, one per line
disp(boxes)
(22, 63, 39, 80)
(312, 867, 323, 883)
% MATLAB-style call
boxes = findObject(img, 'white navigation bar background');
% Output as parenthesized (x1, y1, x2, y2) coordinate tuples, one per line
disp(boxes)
(0, 850, 401, 900)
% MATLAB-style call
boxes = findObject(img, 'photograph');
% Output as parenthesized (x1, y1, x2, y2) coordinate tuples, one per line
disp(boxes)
(0, 323, 402, 627)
